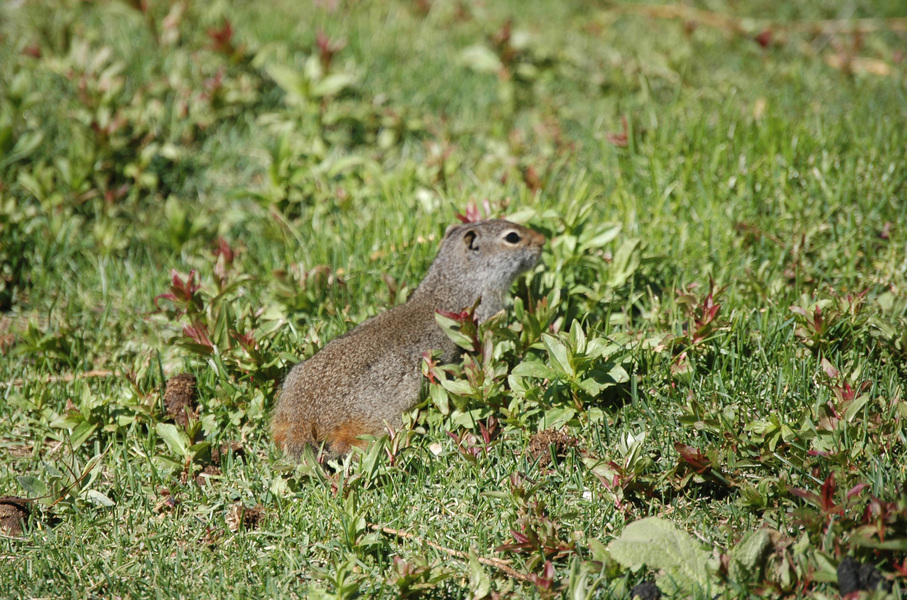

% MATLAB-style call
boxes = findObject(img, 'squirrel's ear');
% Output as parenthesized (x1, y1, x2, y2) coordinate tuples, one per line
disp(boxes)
(462, 229, 478, 251)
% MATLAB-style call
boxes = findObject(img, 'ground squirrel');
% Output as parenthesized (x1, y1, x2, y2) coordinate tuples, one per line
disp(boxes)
(271, 219, 546, 459)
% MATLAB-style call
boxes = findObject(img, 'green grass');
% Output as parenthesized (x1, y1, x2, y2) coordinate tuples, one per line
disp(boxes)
(1, 0, 906, 597)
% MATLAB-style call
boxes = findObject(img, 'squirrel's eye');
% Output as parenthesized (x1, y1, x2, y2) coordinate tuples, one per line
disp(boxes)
(504, 232, 521, 244)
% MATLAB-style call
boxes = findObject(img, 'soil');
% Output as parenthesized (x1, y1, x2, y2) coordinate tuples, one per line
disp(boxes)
(164, 373, 198, 426)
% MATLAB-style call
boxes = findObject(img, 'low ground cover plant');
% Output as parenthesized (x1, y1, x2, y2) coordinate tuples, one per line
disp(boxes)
(1, 0, 905, 597)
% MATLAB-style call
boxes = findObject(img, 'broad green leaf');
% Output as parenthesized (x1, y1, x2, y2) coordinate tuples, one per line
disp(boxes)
(569, 321, 586, 355)
(430, 384, 450, 415)
(155, 423, 190, 458)
(441, 379, 475, 396)
(543, 333, 574, 378)
(579, 224, 621, 252)
(511, 360, 557, 380)
(85, 489, 116, 507)
(312, 73, 357, 98)
(844, 394, 871, 422)
(608, 517, 715, 595)
(459, 45, 502, 74)
(467, 549, 491, 598)
(608, 363, 630, 383)
(451, 409, 486, 429)
(17, 475, 49, 498)
(728, 529, 773, 584)
(435, 312, 475, 351)
(266, 63, 307, 101)
(608, 238, 641, 288)
(151, 455, 183, 474)
(70, 420, 99, 449)
(540, 406, 576, 430)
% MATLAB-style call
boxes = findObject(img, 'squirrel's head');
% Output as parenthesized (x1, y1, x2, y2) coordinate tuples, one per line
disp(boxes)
(435, 219, 545, 296)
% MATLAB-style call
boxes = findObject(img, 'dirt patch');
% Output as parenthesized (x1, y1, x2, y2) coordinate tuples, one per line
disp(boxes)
(164, 373, 198, 426)
(194, 465, 222, 487)
(226, 503, 264, 532)
(0, 497, 31, 536)
(527, 429, 579, 467)
(211, 441, 245, 463)
(153, 488, 180, 514)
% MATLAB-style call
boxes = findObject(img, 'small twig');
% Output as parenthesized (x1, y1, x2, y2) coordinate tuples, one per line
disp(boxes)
(372, 524, 534, 583)
(3, 369, 115, 388)
(607, 2, 907, 36)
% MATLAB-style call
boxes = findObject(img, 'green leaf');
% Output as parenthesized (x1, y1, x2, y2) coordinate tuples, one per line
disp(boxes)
(155, 423, 190, 458)
(579, 224, 621, 252)
(70, 420, 99, 449)
(85, 489, 116, 507)
(459, 45, 502, 74)
(266, 63, 307, 102)
(844, 394, 871, 422)
(608, 517, 715, 595)
(608, 238, 641, 288)
(543, 333, 574, 378)
(312, 73, 358, 97)
(435, 312, 476, 351)
(540, 406, 576, 430)
(467, 549, 492, 598)
(430, 384, 450, 415)
(0, 131, 44, 168)
(441, 379, 475, 396)
(18, 475, 49, 498)
(511, 360, 557, 380)
(728, 529, 773, 584)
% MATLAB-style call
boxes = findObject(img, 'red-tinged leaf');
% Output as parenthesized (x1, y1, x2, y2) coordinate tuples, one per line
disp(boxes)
(455, 199, 483, 223)
(421, 351, 437, 383)
(820, 358, 840, 379)
(606, 116, 628, 147)
(847, 483, 870, 499)
(807, 449, 831, 457)
(826, 400, 842, 419)
(820, 473, 842, 515)
(789, 487, 821, 506)
(21, 44, 42, 59)
(832, 381, 856, 404)
(183, 322, 213, 349)
(526, 561, 555, 590)
(813, 305, 823, 330)
(436, 309, 470, 323)
(229, 330, 256, 353)
(315, 30, 346, 72)
(153, 292, 179, 309)
(207, 19, 234, 54)
(789, 305, 811, 319)
(214, 238, 234, 263)
(522, 165, 542, 193)
(892, 557, 907, 577)
(754, 29, 773, 48)
(171, 268, 184, 289)
(675, 442, 711, 473)
(511, 530, 531, 544)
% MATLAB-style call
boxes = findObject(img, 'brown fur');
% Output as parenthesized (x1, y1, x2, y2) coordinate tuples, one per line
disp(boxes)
(271, 219, 545, 460)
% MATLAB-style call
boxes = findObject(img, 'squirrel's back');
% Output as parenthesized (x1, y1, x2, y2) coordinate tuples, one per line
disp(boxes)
(272, 218, 545, 459)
